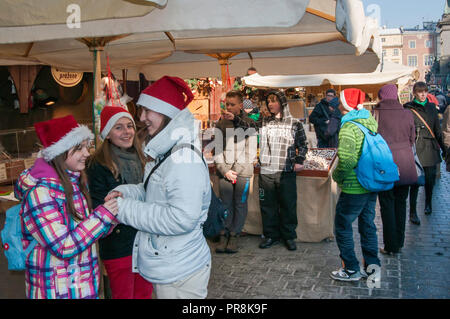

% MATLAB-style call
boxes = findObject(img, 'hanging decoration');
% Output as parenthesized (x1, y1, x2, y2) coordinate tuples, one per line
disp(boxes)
(92, 53, 132, 138)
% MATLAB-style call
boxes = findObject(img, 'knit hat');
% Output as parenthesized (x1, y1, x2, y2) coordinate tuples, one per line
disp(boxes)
(100, 106, 135, 139)
(378, 84, 398, 101)
(34, 115, 94, 162)
(243, 99, 256, 110)
(340, 88, 366, 112)
(136, 76, 194, 119)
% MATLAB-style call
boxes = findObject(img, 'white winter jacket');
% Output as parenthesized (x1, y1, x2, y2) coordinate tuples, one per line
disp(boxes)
(114, 108, 211, 284)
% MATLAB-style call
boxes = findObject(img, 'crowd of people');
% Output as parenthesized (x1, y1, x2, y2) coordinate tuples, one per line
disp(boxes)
(13, 73, 450, 298)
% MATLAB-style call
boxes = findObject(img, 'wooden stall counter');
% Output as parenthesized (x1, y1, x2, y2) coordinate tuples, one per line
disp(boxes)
(210, 148, 339, 243)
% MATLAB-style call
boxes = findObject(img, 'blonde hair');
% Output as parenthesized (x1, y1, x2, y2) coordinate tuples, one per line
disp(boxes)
(89, 128, 146, 180)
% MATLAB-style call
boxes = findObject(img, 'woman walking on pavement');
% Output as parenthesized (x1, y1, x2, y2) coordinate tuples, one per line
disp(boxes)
(374, 84, 417, 255)
(105, 76, 212, 299)
(87, 106, 153, 299)
(404, 82, 446, 225)
(15, 115, 119, 299)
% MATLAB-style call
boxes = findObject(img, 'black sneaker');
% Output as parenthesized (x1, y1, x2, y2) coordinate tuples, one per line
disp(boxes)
(285, 239, 297, 251)
(409, 211, 421, 225)
(259, 238, 280, 249)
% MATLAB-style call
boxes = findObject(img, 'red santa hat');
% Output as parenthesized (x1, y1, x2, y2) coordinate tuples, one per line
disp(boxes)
(100, 106, 135, 139)
(340, 88, 366, 112)
(34, 115, 94, 162)
(136, 76, 194, 118)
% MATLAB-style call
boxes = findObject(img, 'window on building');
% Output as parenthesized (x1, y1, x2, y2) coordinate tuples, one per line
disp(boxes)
(424, 55, 434, 66)
(382, 37, 386, 42)
(393, 49, 399, 56)
(408, 55, 418, 67)
(425, 39, 432, 48)
(409, 40, 416, 49)
(382, 49, 386, 57)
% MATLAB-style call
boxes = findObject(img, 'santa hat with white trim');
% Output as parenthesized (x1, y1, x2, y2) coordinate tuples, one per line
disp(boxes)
(100, 106, 135, 139)
(34, 115, 94, 162)
(136, 76, 194, 118)
(340, 88, 366, 112)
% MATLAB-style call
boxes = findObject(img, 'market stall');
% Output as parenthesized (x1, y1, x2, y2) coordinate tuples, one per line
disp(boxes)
(210, 148, 339, 243)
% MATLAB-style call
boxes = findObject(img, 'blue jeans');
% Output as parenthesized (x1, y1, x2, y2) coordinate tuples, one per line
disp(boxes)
(334, 192, 380, 271)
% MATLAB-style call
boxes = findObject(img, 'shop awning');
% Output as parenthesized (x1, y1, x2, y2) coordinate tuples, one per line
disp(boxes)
(241, 61, 419, 88)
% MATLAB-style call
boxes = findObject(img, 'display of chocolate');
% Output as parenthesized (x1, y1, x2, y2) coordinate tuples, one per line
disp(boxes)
(298, 148, 337, 177)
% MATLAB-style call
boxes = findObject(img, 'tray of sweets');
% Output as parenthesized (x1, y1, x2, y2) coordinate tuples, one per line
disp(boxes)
(297, 148, 337, 177)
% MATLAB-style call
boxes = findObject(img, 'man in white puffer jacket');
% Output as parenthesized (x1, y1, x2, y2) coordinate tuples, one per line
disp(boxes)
(106, 76, 211, 299)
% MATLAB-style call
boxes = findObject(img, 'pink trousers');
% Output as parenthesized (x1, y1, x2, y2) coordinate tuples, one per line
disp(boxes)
(103, 255, 153, 299)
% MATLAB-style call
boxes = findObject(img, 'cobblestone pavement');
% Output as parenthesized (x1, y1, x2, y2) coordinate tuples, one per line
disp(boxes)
(207, 163, 450, 299)
(0, 164, 448, 299)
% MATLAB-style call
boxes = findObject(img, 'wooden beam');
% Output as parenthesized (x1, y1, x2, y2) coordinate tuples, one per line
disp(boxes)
(164, 32, 176, 48)
(305, 7, 336, 22)
(23, 42, 34, 57)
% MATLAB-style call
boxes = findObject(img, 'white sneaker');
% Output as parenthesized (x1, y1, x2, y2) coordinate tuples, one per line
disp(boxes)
(330, 268, 362, 281)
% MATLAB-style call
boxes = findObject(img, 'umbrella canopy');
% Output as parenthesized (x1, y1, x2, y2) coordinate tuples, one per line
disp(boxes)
(241, 61, 420, 89)
(0, 0, 381, 78)
(0, 0, 166, 28)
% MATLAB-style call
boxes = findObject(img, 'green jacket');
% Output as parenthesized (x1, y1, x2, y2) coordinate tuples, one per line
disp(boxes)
(332, 109, 378, 194)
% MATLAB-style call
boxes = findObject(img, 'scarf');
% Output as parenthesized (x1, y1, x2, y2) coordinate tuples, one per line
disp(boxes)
(110, 144, 143, 184)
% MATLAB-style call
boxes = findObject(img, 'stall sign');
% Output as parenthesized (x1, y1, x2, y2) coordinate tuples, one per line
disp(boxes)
(399, 88, 411, 105)
(24, 158, 36, 170)
(0, 163, 6, 182)
(51, 68, 83, 87)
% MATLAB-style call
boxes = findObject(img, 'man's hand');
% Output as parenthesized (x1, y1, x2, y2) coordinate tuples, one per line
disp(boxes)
(294, 164, 304, 172)
(224, 170, 238, 183)
(222, 110, 235, 121)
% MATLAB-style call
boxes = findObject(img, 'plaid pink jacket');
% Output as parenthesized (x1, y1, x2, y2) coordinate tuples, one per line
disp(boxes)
(15, 158, 118, 299)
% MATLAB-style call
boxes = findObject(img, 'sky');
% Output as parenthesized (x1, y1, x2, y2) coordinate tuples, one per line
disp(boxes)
(361, 0, 446, 28)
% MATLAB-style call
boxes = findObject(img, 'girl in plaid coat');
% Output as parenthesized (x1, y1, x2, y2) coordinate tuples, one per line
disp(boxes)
(15, 115, 119, 299)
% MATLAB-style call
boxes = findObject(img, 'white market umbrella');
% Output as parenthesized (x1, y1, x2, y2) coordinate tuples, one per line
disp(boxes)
(241, 61, 420, 89)
(0, 0, 381, 137)
(0, 0, 381, 78)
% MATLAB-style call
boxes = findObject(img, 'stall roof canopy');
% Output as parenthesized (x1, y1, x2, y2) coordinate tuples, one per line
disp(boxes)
(0, 0, 381, 79)
(241, 61, 419, 88)
(0, 0, 166, 28)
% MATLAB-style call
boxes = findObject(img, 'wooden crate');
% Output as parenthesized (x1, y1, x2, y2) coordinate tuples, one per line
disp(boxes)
(0, 157, 36, 185)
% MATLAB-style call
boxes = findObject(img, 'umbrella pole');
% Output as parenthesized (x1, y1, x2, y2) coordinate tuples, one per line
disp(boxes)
(207, 53, 239, 92)
(90, 46, 103, 147)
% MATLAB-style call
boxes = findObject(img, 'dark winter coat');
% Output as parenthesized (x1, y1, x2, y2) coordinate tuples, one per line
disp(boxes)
(309, 98, 331, 145)
(374, 99, 417, 186)
(404, 99, 445, 167)
(86, 161, 139, 260)
(309, 97, 340, 147)
(324, 106, 341, 148)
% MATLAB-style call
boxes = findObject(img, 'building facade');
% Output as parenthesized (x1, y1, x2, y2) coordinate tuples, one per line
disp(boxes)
(437, 1, 450, 90)
(402, 27, 438, 82)
(380, 28, 403, 65)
